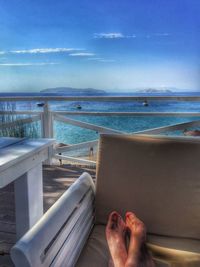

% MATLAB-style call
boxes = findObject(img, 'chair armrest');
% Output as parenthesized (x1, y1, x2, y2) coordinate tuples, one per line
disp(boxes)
(11, 172, 95, 267)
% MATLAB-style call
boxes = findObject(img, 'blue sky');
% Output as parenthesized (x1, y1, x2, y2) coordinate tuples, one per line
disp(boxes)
(0, 0, 199, 92)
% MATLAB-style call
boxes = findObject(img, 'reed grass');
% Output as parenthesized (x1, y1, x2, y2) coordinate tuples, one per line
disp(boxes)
(0, 102, 39, 138)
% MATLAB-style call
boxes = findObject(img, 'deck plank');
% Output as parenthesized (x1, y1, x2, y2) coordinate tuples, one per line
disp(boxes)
(0, 164, 96, 265)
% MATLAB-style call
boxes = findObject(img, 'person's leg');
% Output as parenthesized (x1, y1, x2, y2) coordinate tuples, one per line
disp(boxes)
(106, 211, 128, 267)
(125, 212, 154, 267)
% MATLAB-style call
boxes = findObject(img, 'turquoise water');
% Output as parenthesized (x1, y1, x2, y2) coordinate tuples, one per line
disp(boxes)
(52, 98, 200, 144)
(54, 116, 200, 144)
(1, 92, 200, 144)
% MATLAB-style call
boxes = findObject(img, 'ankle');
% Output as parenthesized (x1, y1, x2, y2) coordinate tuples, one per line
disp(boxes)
(125, 258, 138, 267)
(113, 259, 126, 267)
(125, 249, 142, 267)
(110, 251, 127, 267)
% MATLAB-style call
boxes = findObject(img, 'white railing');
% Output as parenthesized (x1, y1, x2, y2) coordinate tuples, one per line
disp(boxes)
(0, 96, 200, 165)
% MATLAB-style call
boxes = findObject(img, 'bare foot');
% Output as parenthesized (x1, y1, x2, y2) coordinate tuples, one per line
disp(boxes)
(106, 211, 128, 267)
(125, 212, 155, 267)
(183, 129, 200, 136)
(125, 212, 146, 267)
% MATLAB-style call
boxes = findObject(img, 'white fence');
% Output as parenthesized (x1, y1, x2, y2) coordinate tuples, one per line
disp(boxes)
(0, 96, 200, 165)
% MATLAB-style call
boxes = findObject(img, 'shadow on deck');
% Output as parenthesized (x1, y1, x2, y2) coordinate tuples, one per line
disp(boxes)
(0, 164, 96, 266)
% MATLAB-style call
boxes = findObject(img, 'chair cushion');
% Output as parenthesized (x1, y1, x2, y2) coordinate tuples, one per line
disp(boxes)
(147, 234, 200, 266)
(76, 225, 200, 267)
(76, 225, 110, 267)
(95, 134, 200, 239)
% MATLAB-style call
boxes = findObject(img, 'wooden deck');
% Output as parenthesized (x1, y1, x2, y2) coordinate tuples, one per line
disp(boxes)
(0, 164, 96, 266)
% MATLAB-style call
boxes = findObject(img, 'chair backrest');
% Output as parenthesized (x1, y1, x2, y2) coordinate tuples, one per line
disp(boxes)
(95, 134, 200, 240)
(11, 172, 95, 267)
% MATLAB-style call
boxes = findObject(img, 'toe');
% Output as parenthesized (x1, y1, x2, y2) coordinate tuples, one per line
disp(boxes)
(126, 211, 137, 225)
(126, 212, 144, 226)
(107, 211, 116, 229)
(126, 211, 136, 220)
(111, 211, 119, 224)
(107, 211, 120, 230)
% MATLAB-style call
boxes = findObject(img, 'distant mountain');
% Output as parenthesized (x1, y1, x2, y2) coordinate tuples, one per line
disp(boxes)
(41, 87, 106, 95)
(136, 88, 173, 93)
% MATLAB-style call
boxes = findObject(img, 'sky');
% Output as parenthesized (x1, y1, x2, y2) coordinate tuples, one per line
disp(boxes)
(0, 0, 199, 92)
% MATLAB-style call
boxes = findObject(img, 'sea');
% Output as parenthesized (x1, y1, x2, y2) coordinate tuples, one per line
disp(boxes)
(1, 91, 200, 149)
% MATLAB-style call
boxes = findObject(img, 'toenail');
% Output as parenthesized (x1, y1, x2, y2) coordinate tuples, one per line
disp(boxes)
(113, 214, 117, 220)
(126, 212, 131, 217)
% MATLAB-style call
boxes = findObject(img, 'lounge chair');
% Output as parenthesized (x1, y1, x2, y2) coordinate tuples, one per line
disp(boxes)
(11, 134, 200, 267)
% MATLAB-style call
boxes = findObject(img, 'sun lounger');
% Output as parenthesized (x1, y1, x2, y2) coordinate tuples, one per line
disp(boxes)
(11, 134, 200, 266)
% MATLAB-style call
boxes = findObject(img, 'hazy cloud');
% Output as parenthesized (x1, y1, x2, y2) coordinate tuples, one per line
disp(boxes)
(126, 35, 136, 38)
(98, 59, 116, 62)
(86, 57, 115, 63)
(154, 33, 170, 37)
(94, 32, 136, 39)
(69, 52, 95, 57)
(10, 48, 82, 54)
(94, 32, 170, 40)
(0, 62, 59, 66)
(87, 57, 104, 61)
(146, 33, 171, 38)
(94, 33, 124, 39)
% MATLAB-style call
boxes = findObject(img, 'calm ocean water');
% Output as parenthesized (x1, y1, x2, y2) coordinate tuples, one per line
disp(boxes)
(1, 91, 200, 145)
(52, 92, 200, 144)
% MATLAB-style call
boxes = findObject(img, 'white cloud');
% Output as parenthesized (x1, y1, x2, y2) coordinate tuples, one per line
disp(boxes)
(10, 48, 83, 54)
(0, 62, 59, 66)
(126, 35, 136, 38)
(94, 32, 170, 40)
(94, 32, 136, 39)
(69, 52, 95, 57)
(86, 57, 115, 63)
(0, 51, 6, 55)
(98, 59, 115, 63)
(94, 33, 124, 39)
(87, 57, 104, 61)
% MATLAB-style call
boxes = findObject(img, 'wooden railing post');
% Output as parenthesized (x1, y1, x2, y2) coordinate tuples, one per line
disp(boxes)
(41, 101, 54, 165)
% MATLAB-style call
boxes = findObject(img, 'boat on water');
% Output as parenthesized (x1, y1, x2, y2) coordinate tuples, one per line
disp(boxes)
(76, 104, 82, 110)
(143, 100, 149, 106)
(37, 102, 45, 107)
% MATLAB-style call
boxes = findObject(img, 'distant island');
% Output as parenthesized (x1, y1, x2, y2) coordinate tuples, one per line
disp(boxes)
(41, 87, 106, 95)
(136, 88, 173, 93)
